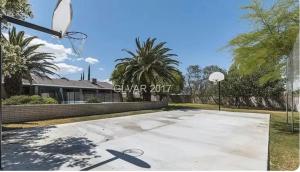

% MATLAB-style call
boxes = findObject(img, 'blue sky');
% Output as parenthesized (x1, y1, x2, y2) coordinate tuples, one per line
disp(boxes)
(21, 0, 254, 81)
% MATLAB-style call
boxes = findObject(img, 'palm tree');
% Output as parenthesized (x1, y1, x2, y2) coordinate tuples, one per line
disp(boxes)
(2, 27, 57, 97)
(111, 64, 134, 102)
(114, 37, 181, 101)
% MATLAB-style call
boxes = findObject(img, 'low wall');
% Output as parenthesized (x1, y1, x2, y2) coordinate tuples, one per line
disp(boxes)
(169, 95, 192, 103)
(169, 94, 288, 110)
(3, 101, 168, 124)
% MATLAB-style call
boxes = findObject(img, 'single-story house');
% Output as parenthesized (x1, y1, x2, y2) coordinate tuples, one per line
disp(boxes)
(3, 75, 121, 104)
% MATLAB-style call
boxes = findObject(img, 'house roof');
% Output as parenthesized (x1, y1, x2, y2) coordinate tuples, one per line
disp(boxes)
(97, 81, 114, 89)
(22, 75, 114, 90)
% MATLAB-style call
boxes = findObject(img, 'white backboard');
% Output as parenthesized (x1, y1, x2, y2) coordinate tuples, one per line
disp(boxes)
(209, 72, 225, 82)
(52, 0, 73, 37)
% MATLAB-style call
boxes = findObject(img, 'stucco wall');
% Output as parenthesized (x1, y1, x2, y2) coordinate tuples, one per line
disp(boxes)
(3, 101, 168, 124)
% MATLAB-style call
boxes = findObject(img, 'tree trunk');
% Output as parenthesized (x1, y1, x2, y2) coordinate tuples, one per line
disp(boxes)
(142, 85, 151, 101)
(118, 92, 124, 102)
(235, 97, 240, 108)
(4, 74, 23, 98)
(126, 91, 134, 102)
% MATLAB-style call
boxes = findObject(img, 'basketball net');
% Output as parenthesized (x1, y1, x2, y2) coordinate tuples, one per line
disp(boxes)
(64, 31, 87, 57)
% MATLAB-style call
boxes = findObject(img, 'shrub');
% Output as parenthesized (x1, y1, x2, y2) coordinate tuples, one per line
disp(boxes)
(2, 95, 31, 105)
(86, 97, 102, 103)
(3, 95, 58, 105)
(28, 95, 44, 104)
(43, 97, 58, 104)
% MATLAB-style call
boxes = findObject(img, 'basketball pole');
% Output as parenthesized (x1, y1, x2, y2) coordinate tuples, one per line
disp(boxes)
(218, 81, 221, 111)
(0, 15, 62, 170)
(0, 18, 3, 170)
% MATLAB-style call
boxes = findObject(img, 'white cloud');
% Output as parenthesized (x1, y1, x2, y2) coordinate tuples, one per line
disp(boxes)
(99, 67, 104, 71)
(3, 33, 74, 63)
(7, 33, 73, 62)
(4, 32, 85, 76)
(85, 57, 99, 64)
(29, 38, 73, 62)
(55, 63, 83, 74)
(102, 79, 112, 84)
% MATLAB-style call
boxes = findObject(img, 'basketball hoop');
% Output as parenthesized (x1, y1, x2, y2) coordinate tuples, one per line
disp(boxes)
(64, 31, 87, 57)
(52, 0, 88, 57)
(208, 72, 225, 111)
(209, 72, 225, 82)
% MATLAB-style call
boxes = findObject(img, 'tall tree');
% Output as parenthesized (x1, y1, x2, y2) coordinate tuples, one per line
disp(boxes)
(111, 64, 134, 101)
(2, 27, 57, 97)
(0, 0, 33, 19)
(228, 0, 299, 84)
(168, 71, 184, 94)
(223, 66, 285, 108)
(186, 65, 202, 102)
(88, 65, 91, 81)
(113, 37, 182, 101)
(0, 0, 32, 24)
(201, 65, 227, 103)
(82, 71, 85, 80)
(185, 65, 226, 103)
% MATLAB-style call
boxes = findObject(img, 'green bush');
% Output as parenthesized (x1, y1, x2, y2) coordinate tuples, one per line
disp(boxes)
(27, 95, 44, 104)
(2, 95, 31, 105)
(86, 97, 102, 103)
(3, 95, 58, 105)
(43, 97, 58, 104)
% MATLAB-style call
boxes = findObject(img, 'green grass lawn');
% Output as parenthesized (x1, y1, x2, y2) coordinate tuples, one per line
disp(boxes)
(4, 103, 299, 170)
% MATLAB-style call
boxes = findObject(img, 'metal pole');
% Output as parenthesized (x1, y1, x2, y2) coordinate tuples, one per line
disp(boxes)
(286, 92, 289, 124)
(0, 18, 2, 170)
(286, 57, 289, 124)
(2, 15, 62, 38)
(291, 85, 294, 133)
(218, 81, 221, 111)
(0, 19, 3, 170)
(0, 16, 62, 169)
(73, 89, 75, 104)
(290, 54, 294, 133)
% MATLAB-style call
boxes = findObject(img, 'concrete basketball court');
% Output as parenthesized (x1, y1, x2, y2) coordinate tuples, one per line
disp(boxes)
(3, 109, 270, 170)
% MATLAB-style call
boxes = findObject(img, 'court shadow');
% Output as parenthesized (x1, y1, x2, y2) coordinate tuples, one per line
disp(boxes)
(162, 105, 200, 111)
(81, 149, 151, 171)
(3, 127, 98, 170)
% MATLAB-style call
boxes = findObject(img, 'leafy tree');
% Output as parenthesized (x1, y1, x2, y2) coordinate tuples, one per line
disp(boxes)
(228, 0, 299, 84)
(185, 65, 202, 102)
(202, 65, 226, 79)
(169, 70, 184, 94)
(155, 70, 184, 101)
(111, 65, 125, 86)
(223, 66, 257, 107)
(183, 63, 285, 108)
(201, 65, 227, 103)
(113, 37, 181, 101)
(185, 65, 226, 103)
(2, 27, 57, 97)
(110, 64, 131, 101)
(223, 65, 285, 108)
(0, 0, 33, 27)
